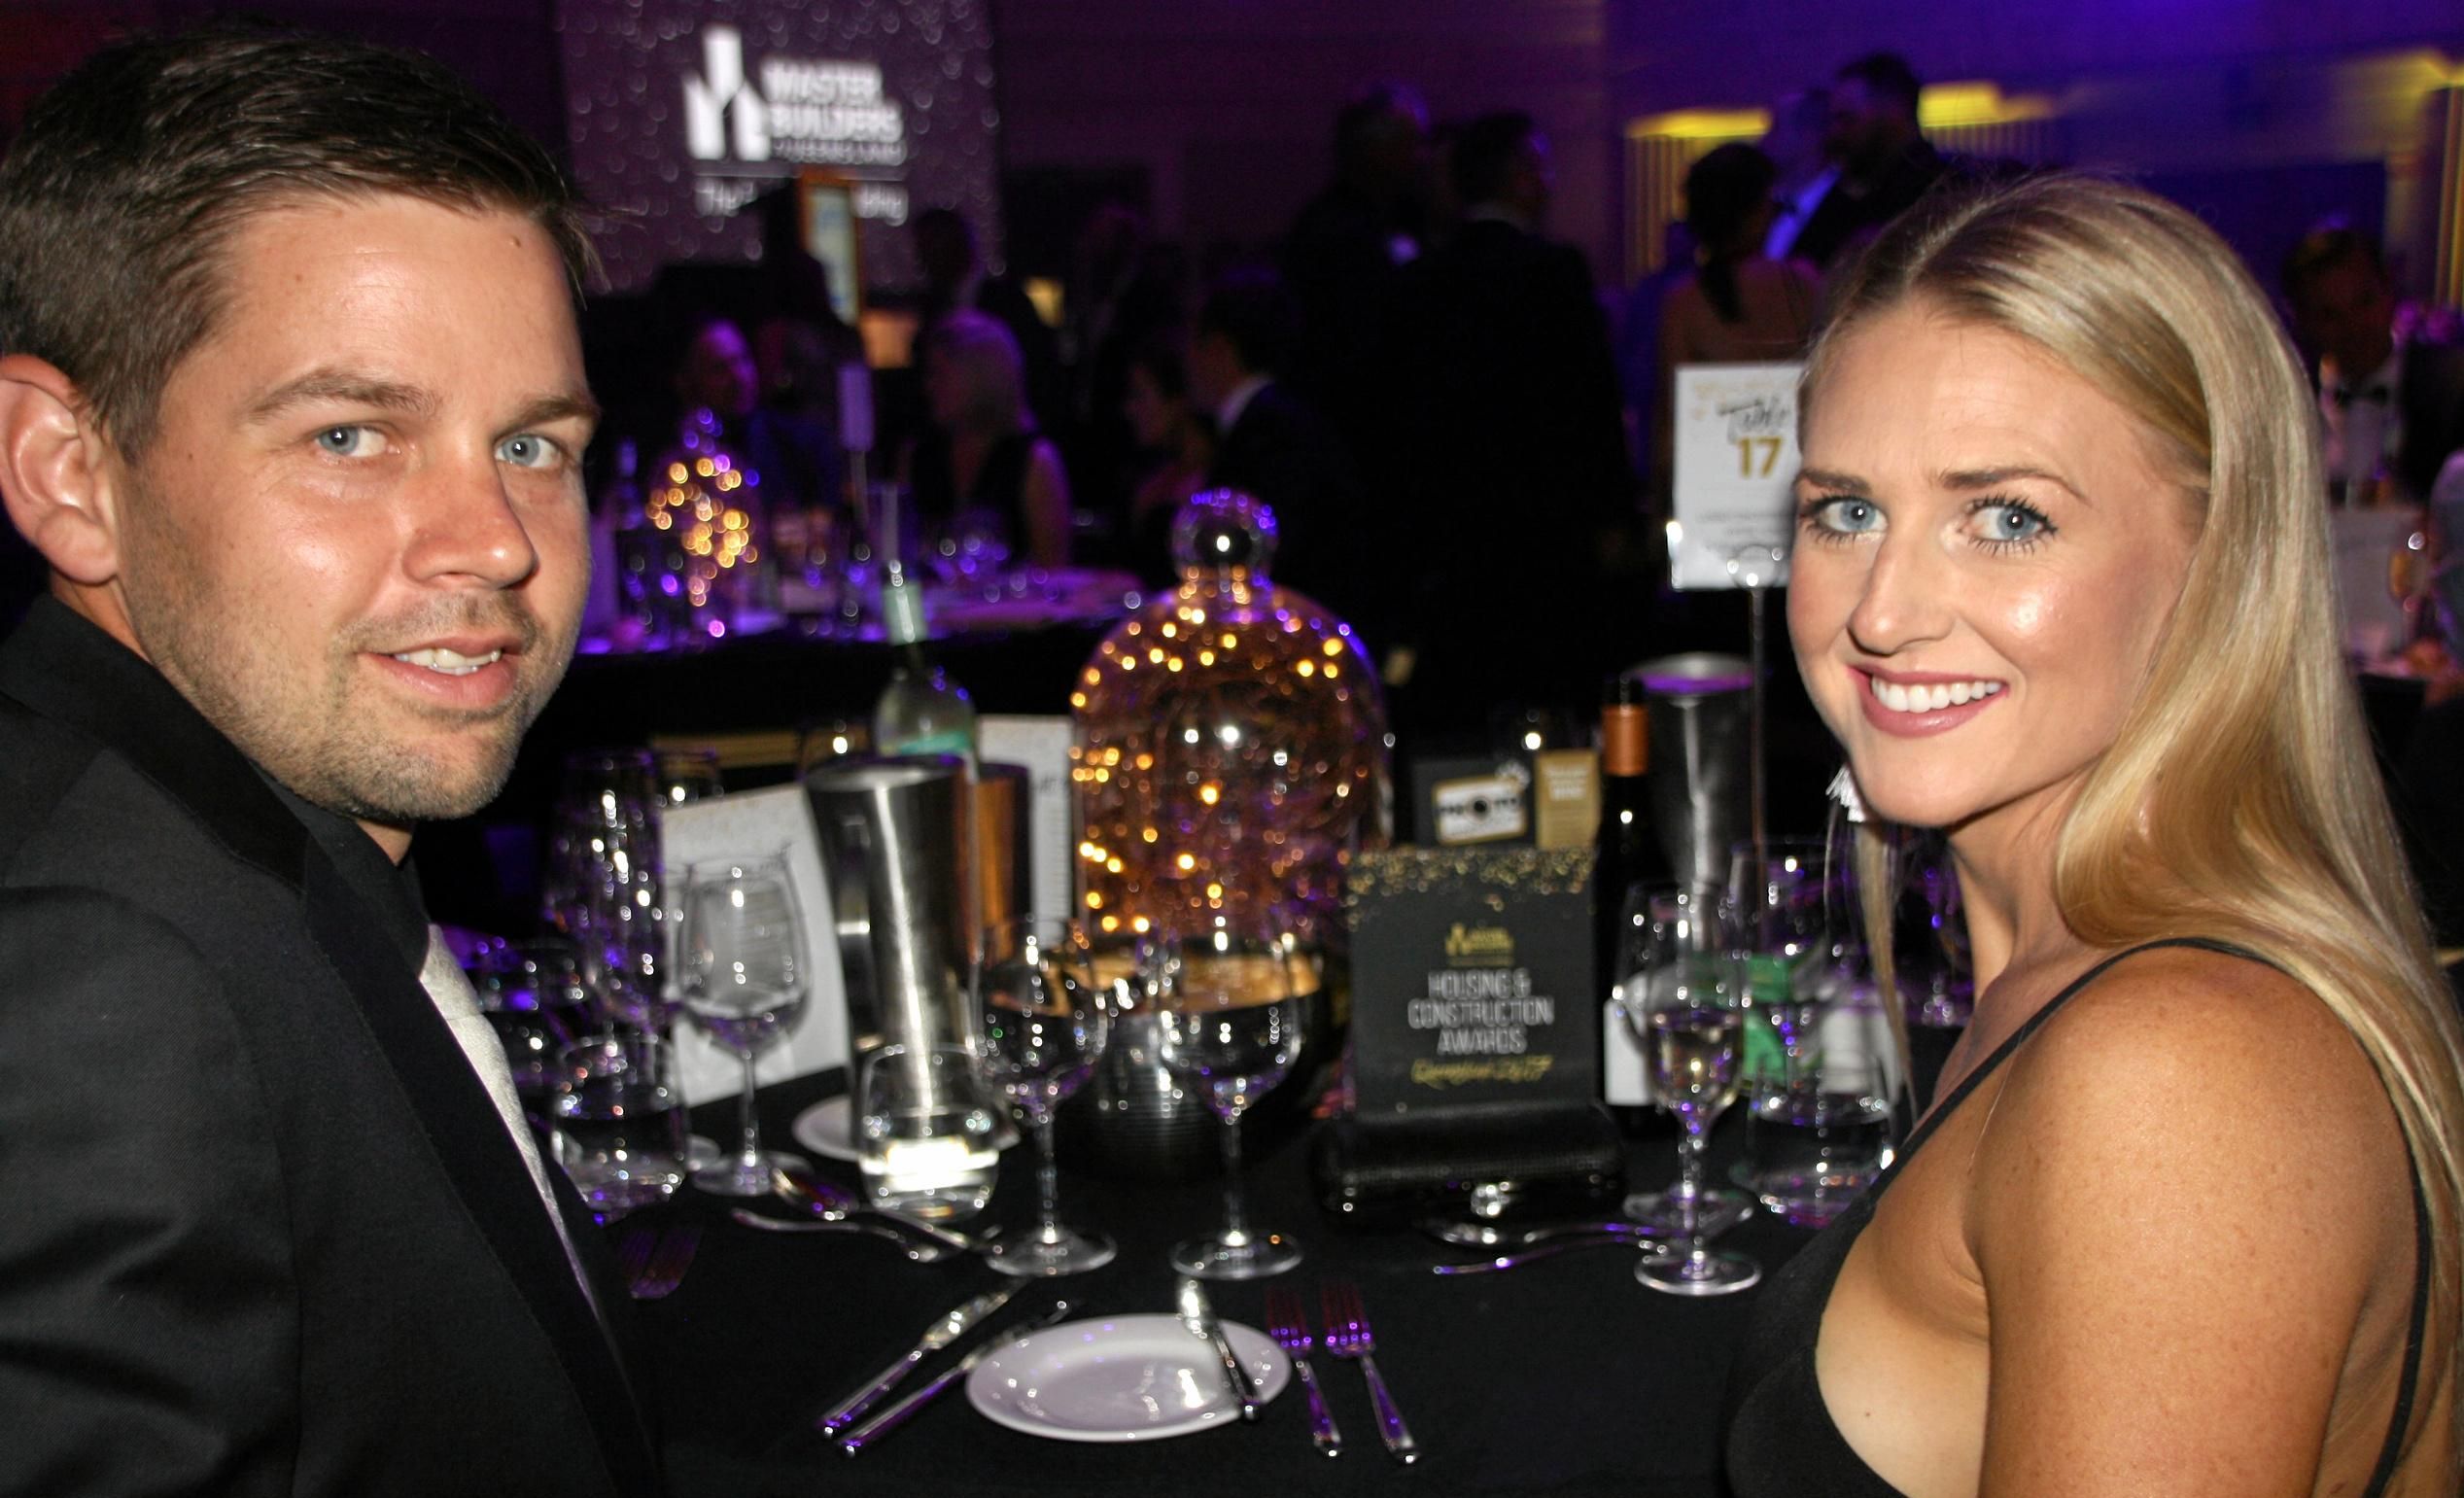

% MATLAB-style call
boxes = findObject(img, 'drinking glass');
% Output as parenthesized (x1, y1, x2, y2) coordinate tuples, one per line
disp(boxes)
(1727, 838, 1866, 1223)
(1615, 882, 1753, 1236)
(857, 1044, 1002, 1221)
(1155, 917, 1307, 1279)
(676, 857, 809, 1197)
(974, 918, 1114, 1273)
(549, 1031, 688, 1221)
(965, 916, 1113, 1271)
(547, 749, 669, 1034)
(1625, 888, 1760, 1296)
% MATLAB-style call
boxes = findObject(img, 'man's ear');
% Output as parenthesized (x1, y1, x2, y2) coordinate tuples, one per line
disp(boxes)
(0, 353, 123, 586)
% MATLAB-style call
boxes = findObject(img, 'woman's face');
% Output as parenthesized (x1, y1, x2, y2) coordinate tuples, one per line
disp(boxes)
(1786, 304, 2199, 840)
(1123, 365, 1181, 449)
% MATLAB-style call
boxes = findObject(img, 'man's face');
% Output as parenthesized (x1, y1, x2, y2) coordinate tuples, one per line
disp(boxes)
(1825, 79, 1899, 174)
(2291, 253, 2397, 380)
(677, 321, 758, 421)
(111, 194, 595, 847)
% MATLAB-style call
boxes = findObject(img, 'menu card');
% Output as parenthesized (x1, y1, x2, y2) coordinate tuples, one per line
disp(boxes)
(1669, 362, 1803, 589)
(1346, 847, 1597, 1119)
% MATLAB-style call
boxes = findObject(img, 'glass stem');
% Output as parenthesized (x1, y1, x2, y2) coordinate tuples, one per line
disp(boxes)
(736, 1052, 762, 1165)
(1033, 1115, 1061, 1243)
(1678, 1112, 1707, 1267)
(1217, 1110, 1250, 1247)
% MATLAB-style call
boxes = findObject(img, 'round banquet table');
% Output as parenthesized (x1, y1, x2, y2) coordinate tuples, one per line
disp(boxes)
(629, 1068, 1829, 1498)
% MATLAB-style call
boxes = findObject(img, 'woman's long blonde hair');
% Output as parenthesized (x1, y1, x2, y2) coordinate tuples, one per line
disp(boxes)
(1806, 172, 2464, 1476)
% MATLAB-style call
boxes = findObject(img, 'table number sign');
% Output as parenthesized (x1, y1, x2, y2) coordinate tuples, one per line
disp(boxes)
(1669, 363, 1804, 590)
(1347, 847, 1597, 1118)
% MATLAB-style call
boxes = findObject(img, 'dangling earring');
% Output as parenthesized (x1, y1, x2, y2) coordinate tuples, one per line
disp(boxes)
(1827, 764, 1868, 825)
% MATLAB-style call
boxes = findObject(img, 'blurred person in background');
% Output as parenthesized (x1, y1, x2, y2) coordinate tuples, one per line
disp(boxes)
(1282, 81, 1430, 451)
(2282, 220, 2464, 507)
(1121, 334, 1216, 587)
(1760, 87, 1839, 263)
(905, 308, 1072, 568)
(915, 205, 1064, 437)
(671, 314, 845, 520)
(1789, 52, 1948, 272)
(1651, 144, 1822, 488)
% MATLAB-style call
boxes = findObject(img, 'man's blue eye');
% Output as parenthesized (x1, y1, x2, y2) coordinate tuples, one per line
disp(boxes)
(314, 427, 377, 457)
(497, 434, 558, 469)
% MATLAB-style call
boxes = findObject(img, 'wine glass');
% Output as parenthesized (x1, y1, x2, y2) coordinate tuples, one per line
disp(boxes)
(1727, 838, 1863, 1217)
(676, 857, 809, 1197)
(547, 749, 668, 1035)
(974, 917, 1114, 1275)
(1615, 882, 1753, 1237)
(1154, 917, 1308, 1279)
(1625, 888, 1760, 1296)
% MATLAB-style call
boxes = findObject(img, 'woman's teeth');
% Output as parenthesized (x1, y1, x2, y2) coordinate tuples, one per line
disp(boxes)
(1870, 677, 2002, 714)
(392, 647, 503, 678)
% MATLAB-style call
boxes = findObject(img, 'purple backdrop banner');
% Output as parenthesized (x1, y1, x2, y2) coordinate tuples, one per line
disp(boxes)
(557, 0, 1002, 295)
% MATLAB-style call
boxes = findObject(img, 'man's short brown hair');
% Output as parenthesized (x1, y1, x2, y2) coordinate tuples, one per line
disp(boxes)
(0, 23, 595, 459)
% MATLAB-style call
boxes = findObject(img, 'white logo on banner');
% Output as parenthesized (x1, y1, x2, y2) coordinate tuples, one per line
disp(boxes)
(683, 26, 770, 162)
(680, 25, 906, 172)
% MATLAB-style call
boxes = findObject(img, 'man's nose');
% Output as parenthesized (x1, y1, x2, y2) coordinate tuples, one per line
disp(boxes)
(403, 455, 540, 589)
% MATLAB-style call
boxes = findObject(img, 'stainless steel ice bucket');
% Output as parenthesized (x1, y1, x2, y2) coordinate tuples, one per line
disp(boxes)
(1631, 652, 1754, 901)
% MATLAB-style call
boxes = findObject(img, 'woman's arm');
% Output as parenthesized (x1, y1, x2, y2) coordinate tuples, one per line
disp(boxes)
(1967, 949, 2412, 1495)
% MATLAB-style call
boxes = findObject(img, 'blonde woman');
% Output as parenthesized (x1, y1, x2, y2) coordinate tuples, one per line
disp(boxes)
(906, 309, 1073, 568)
(1726, 174, 2463, 1495)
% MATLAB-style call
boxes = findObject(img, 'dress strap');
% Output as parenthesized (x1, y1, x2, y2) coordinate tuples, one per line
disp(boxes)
(2361, 1164, 2434, 1496)
(1899, 936, 2261, 1160)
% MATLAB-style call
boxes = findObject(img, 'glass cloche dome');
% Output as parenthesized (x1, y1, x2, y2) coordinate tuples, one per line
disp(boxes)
(1069, 490, 1391, 941)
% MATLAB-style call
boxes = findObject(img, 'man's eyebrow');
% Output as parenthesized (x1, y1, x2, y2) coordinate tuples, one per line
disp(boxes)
(503, 393, 603, 432)
(245, 370, 439, 425)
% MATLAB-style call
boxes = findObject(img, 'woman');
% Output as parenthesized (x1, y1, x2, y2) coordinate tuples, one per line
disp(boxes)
(1120, 335, 1214, 586)
(1727, 174, 2463, 1494)
(905, 309, 1072, 568)
(1652, 143, 1821, 490)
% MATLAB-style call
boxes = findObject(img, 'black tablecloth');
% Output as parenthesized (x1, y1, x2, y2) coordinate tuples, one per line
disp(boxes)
(633, 1070, 1824, 1498)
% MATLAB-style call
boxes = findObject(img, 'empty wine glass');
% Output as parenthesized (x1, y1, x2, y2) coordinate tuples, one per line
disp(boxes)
(1626, 888, 1760, 1296)
(1155, 916, 1307, 1280)
(974, 917, 1113, 1275)
(677, 857, 808, 1197)
(547, 749, 668, 1035)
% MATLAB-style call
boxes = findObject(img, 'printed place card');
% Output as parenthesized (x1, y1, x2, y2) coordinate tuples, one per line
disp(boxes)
(1670, 362, 1803, 590)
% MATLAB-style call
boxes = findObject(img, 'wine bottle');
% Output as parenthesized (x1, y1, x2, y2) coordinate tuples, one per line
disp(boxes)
(1597, 676, 1673, 1127)
(872, 537, 978, 765)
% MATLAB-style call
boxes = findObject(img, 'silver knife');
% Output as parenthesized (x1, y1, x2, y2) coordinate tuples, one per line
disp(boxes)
(1176, 1276, 1263, 1422)
(817, 1284, 1021, 1434)
(837, 1301, 1071, 1455)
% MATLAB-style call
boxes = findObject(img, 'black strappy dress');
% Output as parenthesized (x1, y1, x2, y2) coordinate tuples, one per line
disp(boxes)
(1723, 938, 2432, 1497)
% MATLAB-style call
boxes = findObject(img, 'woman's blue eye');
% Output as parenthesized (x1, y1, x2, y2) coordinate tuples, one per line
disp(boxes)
(1812, 498, 1881, 535)
(1977, 502, 2050, 544)
(314, 426, 378, 458)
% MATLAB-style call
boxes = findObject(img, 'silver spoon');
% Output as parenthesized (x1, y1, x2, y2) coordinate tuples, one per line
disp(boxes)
(773, 1167, 986, 1254)
(1430, 1234, 1676, 1275)
(1420, 1218, 1663, 1249)
(727, 1208, 955, 1261)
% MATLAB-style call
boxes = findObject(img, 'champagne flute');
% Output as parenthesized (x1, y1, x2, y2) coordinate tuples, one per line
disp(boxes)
(974, 917, 1113, 1275)
(677, 857, 808, 1197)
(1155, 917, 1307, 1280)
(1627, 888, 1760, 1296)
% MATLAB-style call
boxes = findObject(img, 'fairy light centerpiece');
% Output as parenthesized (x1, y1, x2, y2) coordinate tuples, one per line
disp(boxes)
(1069, 490, 1391, 943)
(645, 407, 763, 637)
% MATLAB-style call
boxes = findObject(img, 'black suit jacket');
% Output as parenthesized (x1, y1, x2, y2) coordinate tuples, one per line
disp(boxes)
(1210, 381, 1371, 629)
(0, 600, 661, 1496)
(2398, 338, 2464, 504)
(1788, 138, 1949, 272)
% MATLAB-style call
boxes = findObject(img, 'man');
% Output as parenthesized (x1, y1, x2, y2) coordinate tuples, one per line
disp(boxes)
(1382, 111, 1634, 724)
(1280, 82, 1430, 448)
(2283, 221, 2464, 506)
(672, 314, 845, 513)
(0, 27, 658, 1495)
(1788, 52, 1948, 272)
(1188, 266, 1364, 625)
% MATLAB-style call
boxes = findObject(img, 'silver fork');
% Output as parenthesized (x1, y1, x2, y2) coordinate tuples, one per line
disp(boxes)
(631, 1223, 702, 1301)
(1321, 1281, 1417, 1464)
(1265, 1286, 1341, 1457)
